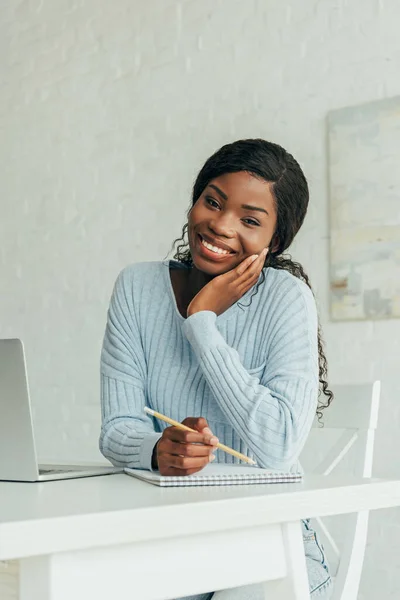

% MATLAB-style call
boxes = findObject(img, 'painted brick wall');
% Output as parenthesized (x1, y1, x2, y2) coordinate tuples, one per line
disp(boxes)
(1, 1, 400, 598)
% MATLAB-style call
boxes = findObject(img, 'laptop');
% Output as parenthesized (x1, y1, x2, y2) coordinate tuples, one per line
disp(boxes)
(0, 338, 122, 482)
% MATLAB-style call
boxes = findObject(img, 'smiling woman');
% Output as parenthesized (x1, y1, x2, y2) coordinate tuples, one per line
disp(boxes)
(170, 140, 332, 414)
(99, 139, 333, 599)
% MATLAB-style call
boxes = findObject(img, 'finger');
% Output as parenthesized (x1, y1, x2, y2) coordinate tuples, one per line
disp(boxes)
(238, 248, 268, 284)
(162, 440, 214, 457)
(239, 265, 265, 294)
(259, 247, 268, 262)
(181, 417, 209, 432)
(164, 426, 205, 443)
(162, 454, 214, 470)
(179, 418, 219, 445)
(236, 248, 268, 279)
(182, 417, 217, 444)
(159, 465, 208, 477)
(260, 247, 268, 263)
(235, 254, 259, 276)
(250, 248, 268, 272)
(164, 426, 218, 446)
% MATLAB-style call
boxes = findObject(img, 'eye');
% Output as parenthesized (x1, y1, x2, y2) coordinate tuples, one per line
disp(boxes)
(205, 196, 220, 209)
(243, 218, 260, 227)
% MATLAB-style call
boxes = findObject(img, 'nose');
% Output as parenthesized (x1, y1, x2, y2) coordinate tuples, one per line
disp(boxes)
(208, 215, 235, 238)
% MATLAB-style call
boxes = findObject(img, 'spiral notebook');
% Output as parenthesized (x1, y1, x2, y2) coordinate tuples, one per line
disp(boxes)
(124, 464, 303, 487)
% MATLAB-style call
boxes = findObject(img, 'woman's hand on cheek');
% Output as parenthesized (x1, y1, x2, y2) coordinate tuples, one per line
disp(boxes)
(187, 248, 268, 317)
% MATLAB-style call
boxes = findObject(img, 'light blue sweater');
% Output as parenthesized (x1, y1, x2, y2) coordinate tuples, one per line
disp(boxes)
(99, 259, 319, 472)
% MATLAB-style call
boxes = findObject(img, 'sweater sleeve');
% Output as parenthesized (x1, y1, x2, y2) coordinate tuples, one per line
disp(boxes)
(181, 281, 319, 470)
(99, 268, 161, 470)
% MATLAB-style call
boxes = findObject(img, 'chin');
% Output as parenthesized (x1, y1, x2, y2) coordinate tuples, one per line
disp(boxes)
(191, 257, 222, 274)
(190, 251, 239, 275)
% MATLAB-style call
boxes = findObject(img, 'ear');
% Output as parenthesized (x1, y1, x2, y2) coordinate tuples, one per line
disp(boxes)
(269, 233, 280, 254)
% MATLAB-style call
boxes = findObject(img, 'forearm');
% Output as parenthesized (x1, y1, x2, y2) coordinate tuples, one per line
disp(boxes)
(100, 373, 161, 470)
(182, 311, 318, 469)
(100, 418, 162, 469)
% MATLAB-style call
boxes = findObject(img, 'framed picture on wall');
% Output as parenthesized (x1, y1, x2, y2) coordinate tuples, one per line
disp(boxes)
(328, 95, 400, 320)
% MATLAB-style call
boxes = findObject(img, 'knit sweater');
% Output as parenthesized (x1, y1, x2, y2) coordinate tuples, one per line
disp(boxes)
(99, 259, 319, 472)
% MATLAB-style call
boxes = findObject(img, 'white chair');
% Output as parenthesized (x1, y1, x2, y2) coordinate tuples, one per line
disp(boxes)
(303, 381, 381, 600)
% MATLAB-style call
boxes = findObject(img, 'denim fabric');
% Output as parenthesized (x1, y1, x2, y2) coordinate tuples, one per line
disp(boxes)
(302, 518, 332, 597)
(177, 519, 332, 600)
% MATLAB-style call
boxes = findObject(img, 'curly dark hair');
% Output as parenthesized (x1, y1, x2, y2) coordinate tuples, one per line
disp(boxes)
(167, 139, 333, 420)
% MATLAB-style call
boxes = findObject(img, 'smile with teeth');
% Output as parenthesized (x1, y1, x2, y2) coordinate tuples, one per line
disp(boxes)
(200, 237, 232, 255)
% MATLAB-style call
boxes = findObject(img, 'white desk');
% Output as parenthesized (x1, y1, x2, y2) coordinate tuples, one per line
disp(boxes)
(1, 473, 400, 600)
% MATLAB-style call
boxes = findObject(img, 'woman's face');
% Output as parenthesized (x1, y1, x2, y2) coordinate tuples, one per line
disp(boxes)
(188, 171, 278, 276)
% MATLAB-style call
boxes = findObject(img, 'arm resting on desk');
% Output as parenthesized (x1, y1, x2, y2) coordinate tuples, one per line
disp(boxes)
(100, 268, 161, 471)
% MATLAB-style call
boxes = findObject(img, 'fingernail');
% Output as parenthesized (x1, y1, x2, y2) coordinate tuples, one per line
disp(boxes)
(250, 254, 258, 262)
(210, 436, 219, 445)
(209, 454, 216, 462)
(203, 427, 213, 435)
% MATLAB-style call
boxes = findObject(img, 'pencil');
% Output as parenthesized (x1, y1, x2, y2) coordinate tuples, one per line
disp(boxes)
(144, 406, 257, 466)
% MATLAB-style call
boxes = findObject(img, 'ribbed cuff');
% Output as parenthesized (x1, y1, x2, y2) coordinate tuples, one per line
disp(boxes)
(182, 311, 225, 356)
(139, 432, 163, 471)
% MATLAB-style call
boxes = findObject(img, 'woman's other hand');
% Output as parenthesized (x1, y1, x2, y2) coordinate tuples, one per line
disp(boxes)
(187, 249, 268, 317)
(153, 417, 219, 476)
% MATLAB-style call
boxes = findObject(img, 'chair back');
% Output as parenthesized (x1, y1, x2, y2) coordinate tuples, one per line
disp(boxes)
(303, 381, 381, 600)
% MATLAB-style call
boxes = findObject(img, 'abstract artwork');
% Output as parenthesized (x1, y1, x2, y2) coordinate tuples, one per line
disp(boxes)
(328, 95, 400, 320)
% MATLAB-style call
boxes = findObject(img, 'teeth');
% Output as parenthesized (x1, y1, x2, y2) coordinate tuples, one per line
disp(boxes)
(201, 238, 229, 255)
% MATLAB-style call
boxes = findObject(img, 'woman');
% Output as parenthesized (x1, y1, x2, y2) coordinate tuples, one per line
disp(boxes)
(100, 139, 333, 599)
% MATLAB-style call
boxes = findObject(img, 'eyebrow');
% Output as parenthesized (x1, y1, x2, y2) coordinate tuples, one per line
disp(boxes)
(208, 184, 269, 216)
(209, 184, 228, 200)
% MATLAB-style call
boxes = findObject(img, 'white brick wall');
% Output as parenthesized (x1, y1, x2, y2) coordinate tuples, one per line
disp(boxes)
(1, 1, 399, 598)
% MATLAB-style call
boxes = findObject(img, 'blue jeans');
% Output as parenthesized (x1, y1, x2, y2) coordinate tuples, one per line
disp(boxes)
(178, 519, 332, 599)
